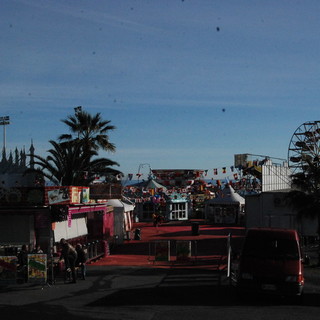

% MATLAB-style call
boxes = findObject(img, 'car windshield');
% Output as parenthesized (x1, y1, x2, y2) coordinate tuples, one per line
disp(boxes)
(242, 238, 299, 260)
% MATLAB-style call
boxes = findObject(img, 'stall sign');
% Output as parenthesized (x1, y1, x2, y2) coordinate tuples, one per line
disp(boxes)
(155, 241, 170, 262)
(176, 240, 192, 262)
(28, 254, 47, 284)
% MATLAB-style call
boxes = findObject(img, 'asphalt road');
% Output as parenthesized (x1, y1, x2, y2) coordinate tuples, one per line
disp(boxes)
(1, 265, 320, 320)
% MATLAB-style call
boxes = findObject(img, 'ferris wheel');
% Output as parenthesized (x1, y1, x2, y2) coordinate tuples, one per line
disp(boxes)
(288, 120, 320, 174)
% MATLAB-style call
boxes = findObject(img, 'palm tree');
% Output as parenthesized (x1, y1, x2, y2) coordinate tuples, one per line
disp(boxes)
(27, 140, 121, 186)
(58, 109, 116, 153)
(286, 158, 320, 265)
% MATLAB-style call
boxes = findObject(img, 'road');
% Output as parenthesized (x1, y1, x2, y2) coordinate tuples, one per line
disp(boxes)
(1, 265, 320, 320)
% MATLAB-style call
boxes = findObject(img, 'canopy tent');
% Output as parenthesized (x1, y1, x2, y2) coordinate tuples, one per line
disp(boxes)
(204, 185, 245, 224)
(131, 178, 167, 191)
(206, 185, 245, 205)
(107, 199, 135, 212)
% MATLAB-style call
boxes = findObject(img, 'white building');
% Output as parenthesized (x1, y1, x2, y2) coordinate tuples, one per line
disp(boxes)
(245, 190, 318, 236)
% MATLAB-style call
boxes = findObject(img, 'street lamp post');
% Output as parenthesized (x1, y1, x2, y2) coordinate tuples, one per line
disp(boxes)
(0, 116, 10, 150)
(137, 163, 152, 181)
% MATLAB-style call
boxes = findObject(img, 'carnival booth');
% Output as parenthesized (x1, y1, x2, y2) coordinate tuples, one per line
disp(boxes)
(85, 205, 114, 241)
(165, 192, 190, 221)
(48, 186, 117, 263)
(204, 185, 245, 224)
(107, 199, 135, 243)
(127, 178, 167, 222)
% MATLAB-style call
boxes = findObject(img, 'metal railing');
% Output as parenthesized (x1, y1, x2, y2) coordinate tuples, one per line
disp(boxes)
(84, 240, 105, 263)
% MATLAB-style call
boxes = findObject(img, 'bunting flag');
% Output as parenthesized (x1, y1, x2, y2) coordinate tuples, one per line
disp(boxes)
(208, 159, 267, 178)
(129, 159, 264, 184)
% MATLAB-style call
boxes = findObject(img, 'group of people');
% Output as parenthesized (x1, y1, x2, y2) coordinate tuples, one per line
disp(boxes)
(17, 244, 44, 265)
(16, 244, 44, 281)
(59, 239, 87, 283)
(15, 240, 87, 284)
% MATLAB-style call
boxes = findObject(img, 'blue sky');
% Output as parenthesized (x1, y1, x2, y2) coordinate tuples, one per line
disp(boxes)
(1, 0, 320, 180)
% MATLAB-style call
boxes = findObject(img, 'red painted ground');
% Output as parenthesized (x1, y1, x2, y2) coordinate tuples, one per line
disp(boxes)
(92, 221, 245, 269)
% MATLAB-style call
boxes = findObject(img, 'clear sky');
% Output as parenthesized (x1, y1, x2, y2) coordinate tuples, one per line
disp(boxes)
(1, 0, 320, 180)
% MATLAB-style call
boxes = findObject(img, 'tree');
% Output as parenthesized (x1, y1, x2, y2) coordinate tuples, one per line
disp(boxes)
(58, 108, 116, 153)
(28, 140, 121, 186)
(286, 158, 320, 265)
(27, 109, 122, 185)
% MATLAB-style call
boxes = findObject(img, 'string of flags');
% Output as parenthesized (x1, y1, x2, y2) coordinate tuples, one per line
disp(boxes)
(124, 157, 270, 182)
(208, 166, 238, 180)
(126, 165, 239, 181)
(212, 166, 234, 175)
(211, 166, 238, 179)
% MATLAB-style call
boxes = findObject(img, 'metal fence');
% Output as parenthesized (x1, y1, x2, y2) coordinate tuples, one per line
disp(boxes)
(84, 240, 105, 262)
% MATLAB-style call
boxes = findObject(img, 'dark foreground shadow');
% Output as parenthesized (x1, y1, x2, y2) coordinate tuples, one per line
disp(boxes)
(87, 282, 320, 308)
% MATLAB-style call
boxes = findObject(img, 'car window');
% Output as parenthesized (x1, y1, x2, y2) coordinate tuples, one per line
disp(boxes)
(242, 238, 299, 260)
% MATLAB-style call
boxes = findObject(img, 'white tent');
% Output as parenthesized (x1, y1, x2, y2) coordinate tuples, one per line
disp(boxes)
(107, 199, 135, 212)
(204, 185, 245, 224)
(107, 199, 135, 241)
(207, 185, 245, 205)
(131, 178, 167, 191)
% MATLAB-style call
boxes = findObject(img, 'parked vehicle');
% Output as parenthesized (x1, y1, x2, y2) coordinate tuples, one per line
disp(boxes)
(234, 228, 304, 298)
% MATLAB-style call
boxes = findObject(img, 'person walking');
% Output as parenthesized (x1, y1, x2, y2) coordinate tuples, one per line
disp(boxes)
(59, 238, 78, 283)
(152, 213, 159, 227)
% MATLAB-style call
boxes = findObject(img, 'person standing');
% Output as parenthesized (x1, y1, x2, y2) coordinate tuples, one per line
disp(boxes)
(152, 213, 158, 227)
(17, 244, 28, 267)
(59, 238, 78, 283)
(17, 244, 29, 282)
(75, 243, 87, 280)
(32, 245, 43, 254)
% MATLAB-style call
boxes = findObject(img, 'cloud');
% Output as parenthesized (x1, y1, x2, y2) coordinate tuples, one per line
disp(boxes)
(15, 0, 161, 34)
